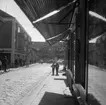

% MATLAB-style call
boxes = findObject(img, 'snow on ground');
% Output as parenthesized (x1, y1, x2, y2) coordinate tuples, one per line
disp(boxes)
(0, 63, 51, 105)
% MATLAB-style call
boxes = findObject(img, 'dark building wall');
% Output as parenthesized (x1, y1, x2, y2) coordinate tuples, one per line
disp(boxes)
(15, 24, 24, 51)
(0, 21, 12, 48)
(15, 23, 31, 54)
(17, 33, 25, 51)
(15, 23, 18, 50)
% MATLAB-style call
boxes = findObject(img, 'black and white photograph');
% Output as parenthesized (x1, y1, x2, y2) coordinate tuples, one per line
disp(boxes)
(0, 0, 106, 105)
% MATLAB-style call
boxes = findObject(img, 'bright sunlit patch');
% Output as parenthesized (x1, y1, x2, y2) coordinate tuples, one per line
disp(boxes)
(89, 35, 102, 43)
(33, 10, 59, 23)
(89, 11, 106, 22)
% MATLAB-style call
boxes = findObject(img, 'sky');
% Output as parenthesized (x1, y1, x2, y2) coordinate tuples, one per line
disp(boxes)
(0, 0, 45, 42)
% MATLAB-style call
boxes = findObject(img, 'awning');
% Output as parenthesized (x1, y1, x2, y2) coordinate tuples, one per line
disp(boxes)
(14, 0, 77, 44)
(89, 0, 106, 40)
(46, 28, 70, 45)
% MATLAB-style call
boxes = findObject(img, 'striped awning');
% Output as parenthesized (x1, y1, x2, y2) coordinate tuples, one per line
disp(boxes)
(14, 0, 77, 44)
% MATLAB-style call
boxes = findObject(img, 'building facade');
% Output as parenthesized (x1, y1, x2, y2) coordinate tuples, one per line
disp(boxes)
(0, 10, 31, 67)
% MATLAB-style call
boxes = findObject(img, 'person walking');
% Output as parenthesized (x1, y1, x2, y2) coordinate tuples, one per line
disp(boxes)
(51, 58, 59, 76)
(3, 56, 8, 72)
(51, 61, 56, 75)
(55, 62, 59, 76)
(0, 60, 2, 70)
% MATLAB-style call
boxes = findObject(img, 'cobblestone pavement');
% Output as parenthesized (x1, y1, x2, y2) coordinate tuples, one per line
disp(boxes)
(25, 72, 75, 105)
(0, 63, 51, 105)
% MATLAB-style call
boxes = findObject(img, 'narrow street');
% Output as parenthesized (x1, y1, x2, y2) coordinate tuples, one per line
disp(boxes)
(1, 64, 106, 105)
(88, 65, 106, 105)
(0, 63, 51, 105)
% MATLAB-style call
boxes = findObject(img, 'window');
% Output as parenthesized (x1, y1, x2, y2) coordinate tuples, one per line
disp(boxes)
(18, 26, 20, 33)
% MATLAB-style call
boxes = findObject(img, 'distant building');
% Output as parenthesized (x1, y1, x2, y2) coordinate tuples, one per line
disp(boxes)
(0, 10, 31, 67)
(31, 41, 65, 61)
(31, 42, 49, 50)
